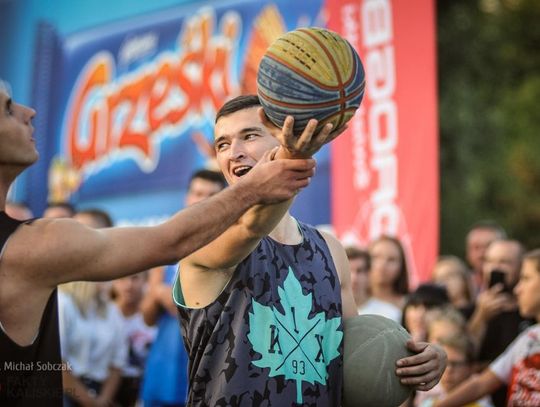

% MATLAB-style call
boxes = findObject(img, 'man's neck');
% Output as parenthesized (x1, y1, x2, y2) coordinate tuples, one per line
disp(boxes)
(0, 167, 21, 210)
(268, 212, 302, 245)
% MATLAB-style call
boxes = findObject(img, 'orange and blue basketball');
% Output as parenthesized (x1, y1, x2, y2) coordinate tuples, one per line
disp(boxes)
(257, 27, 365, 136)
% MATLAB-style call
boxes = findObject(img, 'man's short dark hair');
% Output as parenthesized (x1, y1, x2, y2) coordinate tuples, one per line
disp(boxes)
(405, 283, 450, 309)
(46, 202, 76, 216)
(190, 169, 227, 190)
(345, 246, 371, 270)
(524, 249, 540, 274)
(215, 95, 261, 123)
(76, 208, 113, 228)
(467, 220, 507, 239)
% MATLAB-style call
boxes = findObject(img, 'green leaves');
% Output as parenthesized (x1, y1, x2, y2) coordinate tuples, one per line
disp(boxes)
(438, 0, 540, 253)
(247, 268, 342, 404)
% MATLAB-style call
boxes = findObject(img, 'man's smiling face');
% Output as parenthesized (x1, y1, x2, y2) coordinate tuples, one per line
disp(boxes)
(214, 106, 280, 185)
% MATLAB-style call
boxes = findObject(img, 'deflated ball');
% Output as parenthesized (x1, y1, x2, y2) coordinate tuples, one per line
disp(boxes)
(343, 315, 414, 407)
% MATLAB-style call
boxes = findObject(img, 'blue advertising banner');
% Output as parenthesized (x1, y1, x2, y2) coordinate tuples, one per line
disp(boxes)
(30, 0, 330, 225)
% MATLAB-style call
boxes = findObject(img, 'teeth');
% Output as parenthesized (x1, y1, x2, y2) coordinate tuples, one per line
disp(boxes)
(233, 166, 251, 176)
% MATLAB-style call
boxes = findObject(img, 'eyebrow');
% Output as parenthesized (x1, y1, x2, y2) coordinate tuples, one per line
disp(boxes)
(214, 126, 264, 147)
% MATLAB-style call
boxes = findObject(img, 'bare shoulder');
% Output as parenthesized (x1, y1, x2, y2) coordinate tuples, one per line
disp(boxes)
(317, 229, 357, 318)
(317, 229, 349, 280)
(318, 229, 347, 260)
(6, 217, 88, 256)
(2, 217, 100, 284)
(178, 257, 235, 308)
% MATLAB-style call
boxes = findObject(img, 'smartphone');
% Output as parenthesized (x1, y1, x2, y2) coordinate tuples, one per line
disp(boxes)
(489, 270, 511, 293)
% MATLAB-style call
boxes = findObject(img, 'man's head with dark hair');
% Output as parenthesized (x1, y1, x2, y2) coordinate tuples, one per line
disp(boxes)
(405, 283, 450, 309)
(215, 95, 261, 124)
(466, 219, 507, 275)
(190, 169, 227, 189)
(43, 202, 76, 218)
(401, 283, 450, 341)
(483, 238, 525, 288)
(213, 94, 283, 187)
(467, 220, 507, 237)
(345, 245, 371, 271)
(345, 245, 371, 307)
(75, 208, 113, 228)
(185, 169, 227, 207)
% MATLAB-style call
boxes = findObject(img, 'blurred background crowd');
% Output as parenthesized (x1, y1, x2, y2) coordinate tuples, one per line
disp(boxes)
(6, 171, 537, 407)
(2, 0, 539, 406)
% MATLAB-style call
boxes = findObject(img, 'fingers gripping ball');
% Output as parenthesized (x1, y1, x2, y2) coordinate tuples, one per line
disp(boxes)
(343, 315, 414, 407)
(257, 27, 365, 136)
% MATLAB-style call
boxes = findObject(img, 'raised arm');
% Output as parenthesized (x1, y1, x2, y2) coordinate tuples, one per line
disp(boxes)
(183, 114, 346, 272)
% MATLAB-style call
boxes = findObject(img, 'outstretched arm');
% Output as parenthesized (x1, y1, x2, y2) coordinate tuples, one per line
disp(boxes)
(8, 153, 315, 286)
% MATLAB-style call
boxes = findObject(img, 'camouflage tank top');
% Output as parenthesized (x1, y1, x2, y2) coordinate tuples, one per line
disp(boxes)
(174, 221, 343, 406)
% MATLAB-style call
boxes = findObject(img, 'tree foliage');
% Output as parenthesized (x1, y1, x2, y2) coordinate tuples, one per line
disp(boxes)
(437, 0, 540, 256)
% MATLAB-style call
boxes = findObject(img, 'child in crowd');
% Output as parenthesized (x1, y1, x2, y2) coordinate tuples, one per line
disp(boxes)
(401, 284, 450, 342)
(426, 306, 467, 344)
(416, 335, 493, 407)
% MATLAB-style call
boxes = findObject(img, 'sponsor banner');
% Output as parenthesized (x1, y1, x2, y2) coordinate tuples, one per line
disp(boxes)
(327, 0, 439, 284)
(27, 0, 438, 283)
(30, 0, 328, 223)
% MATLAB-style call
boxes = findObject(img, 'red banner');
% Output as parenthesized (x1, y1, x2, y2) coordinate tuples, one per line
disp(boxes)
(327, 0, 439, 285)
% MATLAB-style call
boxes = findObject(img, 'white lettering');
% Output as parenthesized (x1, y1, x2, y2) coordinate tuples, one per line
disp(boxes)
(341, 4, 370, 190)
(369, 99, 397, 153)
(362, 0, 392, 47)
(366, 46, 395, 99)
(361, 0, 399, 237)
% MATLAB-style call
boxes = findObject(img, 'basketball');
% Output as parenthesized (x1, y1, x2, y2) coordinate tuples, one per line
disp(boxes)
(343, 315, 413, 407)
(257, 27, 365, 136)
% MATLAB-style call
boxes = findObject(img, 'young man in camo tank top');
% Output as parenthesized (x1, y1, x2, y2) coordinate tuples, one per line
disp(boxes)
(175, 95, 447, 406)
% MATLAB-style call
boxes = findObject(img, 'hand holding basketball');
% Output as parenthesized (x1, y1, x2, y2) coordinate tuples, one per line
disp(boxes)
(259, 108, 346, 158)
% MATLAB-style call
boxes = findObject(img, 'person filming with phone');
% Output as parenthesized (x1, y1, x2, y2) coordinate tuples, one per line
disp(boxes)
(467, 238, 534, 407)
